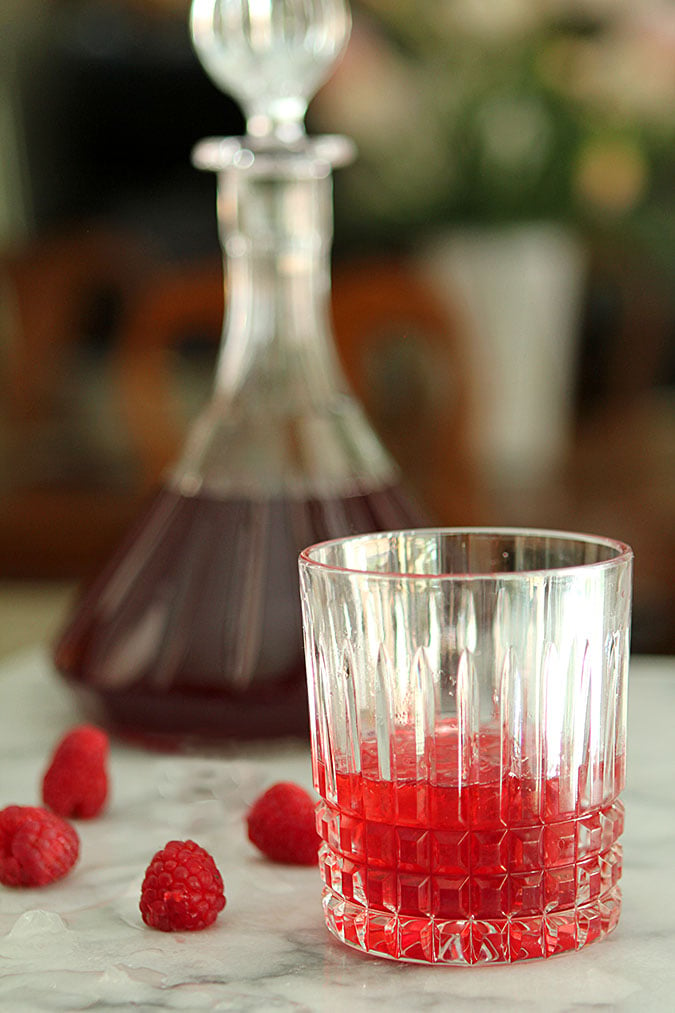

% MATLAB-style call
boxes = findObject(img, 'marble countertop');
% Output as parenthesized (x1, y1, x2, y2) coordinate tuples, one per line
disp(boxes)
(0, 648, 673, 1012)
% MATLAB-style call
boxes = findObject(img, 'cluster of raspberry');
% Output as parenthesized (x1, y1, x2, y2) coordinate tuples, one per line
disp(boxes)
(0, 725, 319, 932)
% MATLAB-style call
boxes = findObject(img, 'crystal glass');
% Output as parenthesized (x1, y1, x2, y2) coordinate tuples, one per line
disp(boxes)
(52, 0, 421, 747)
(299, 528, 633, 964)
(190, 0, 351, 143)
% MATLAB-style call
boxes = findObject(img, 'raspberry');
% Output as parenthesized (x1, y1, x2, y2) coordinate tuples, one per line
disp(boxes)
(0, 805, 79, 887)
(42, 724, 109, 819)
(246, 782, 319, 865)
(139, 840, 225, 932)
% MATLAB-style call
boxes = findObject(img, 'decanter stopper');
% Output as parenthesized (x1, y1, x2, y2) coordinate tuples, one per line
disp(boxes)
(190, 0, 352, 145)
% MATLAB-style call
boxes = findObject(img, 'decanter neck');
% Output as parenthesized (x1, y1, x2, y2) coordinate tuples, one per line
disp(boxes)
(172, 137, 398, 499)
(213, 163, 344, 400)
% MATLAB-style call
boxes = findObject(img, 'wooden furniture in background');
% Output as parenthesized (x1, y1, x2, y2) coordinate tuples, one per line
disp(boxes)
(0, 225, 155, 577)
(0, 243, 478, 575)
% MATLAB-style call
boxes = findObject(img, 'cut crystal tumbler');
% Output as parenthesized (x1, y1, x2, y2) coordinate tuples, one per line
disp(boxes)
(299, 528, 633, 964)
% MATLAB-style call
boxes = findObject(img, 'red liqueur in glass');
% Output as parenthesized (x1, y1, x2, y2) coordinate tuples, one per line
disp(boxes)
(316, 726, 624, 963)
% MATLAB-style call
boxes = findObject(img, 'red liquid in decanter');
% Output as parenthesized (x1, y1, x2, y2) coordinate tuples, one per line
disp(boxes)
(54, 482, 422, 746)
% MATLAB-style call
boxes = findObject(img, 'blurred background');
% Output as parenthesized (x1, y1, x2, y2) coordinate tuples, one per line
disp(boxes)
(0, 0, 673, 654)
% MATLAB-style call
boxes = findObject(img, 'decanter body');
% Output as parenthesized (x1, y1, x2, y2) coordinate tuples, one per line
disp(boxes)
(53, 137, 422, 746)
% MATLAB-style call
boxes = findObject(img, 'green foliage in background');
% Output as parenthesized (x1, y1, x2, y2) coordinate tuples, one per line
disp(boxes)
(312, 0, 675, 266)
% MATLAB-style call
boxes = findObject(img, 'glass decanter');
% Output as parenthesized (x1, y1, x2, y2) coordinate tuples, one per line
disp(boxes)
(53, 0, 423, 747)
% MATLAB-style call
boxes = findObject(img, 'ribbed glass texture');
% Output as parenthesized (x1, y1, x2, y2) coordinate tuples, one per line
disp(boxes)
(299, 528, 633, 964)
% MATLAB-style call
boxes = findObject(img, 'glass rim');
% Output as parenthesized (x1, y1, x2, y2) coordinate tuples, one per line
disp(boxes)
(298, 526, 633, 581)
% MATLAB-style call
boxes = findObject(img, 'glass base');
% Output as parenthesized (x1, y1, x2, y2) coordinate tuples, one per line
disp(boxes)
(322, 885, 622, 965)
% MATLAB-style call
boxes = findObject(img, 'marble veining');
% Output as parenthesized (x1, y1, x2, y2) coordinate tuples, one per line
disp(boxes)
(0, 649, 673, 1011)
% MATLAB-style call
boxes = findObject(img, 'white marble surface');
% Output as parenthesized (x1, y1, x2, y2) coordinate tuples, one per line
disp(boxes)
(0, 649, 673, 1012)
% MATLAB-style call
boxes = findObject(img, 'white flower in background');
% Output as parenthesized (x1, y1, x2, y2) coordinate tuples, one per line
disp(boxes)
(439, 0, 549, 41)
(313, 20, 452, 224)
(359, 0, 550, 46)
(541, 3, 675, 130)
(315, 21, 417, 144)
(311, 1, 674, 230)
(604, 5, 675, 127)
